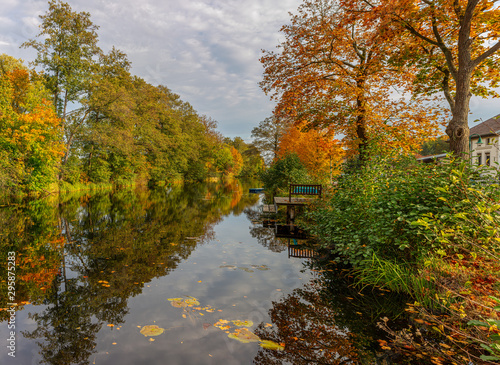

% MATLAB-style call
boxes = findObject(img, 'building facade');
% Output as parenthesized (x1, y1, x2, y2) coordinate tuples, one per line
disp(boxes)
(469, 114, 500, 168)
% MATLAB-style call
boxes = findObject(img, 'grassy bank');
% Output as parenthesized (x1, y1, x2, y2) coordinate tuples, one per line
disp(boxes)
(307, 154, 500, 364)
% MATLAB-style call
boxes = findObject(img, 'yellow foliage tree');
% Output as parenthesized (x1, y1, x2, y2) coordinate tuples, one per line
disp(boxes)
(0, 55, 65, 194)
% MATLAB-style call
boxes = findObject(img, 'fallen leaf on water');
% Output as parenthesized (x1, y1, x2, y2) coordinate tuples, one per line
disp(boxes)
(107, 324, 114, 327)
(149, 338, 155, 342)
(259, 340, 285, 351)
(228, 328, 260, 343)
(140, 325, 165, 337)
(232, 320, 253, 327)
(203, 323, 211, 330)
(265, 323, 273, 327)
(168, 297, 200, 308)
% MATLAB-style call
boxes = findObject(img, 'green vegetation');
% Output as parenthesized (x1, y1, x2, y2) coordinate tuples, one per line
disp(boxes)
(307, 152, 500, 363)
(1, 1, 263, 198)
(259, 153, 311, 197)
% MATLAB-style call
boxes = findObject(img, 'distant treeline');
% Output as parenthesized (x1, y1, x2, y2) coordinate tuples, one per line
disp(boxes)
(0, 0, 263, 197)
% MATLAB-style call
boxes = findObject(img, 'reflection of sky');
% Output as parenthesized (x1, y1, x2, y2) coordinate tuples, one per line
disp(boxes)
(2, 198, 313, 365)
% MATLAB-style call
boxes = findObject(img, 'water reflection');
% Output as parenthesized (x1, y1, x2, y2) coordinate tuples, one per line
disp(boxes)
(0, 181, 407, 365)
(253, 259, 409, 365)
(1, 181, 260, 364)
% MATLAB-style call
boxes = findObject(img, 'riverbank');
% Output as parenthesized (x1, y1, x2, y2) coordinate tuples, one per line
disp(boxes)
(305, 154, 500, 364)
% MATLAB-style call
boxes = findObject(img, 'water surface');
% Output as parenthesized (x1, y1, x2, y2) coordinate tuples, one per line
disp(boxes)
(0, 181, 399, 364)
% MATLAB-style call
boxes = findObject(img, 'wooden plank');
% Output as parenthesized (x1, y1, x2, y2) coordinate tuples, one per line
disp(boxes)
(274, 196, 313, 206)
(262, 204, 276, 213)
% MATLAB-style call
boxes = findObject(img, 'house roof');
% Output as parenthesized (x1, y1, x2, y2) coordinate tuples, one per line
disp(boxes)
(416, 153, 448, 162)
(470, 114, 500, 136)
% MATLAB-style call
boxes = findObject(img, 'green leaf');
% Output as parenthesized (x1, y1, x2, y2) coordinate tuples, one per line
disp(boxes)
(468, 320, 489, 327)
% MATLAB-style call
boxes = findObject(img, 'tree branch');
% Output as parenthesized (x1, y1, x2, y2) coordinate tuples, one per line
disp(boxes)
(472, 40, 500, 69)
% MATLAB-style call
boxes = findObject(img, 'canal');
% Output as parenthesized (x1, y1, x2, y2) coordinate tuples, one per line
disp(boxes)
(0, 181, 405, 364)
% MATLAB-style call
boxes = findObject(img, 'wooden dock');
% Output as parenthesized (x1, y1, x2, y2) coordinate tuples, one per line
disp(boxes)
(273, 196, 315, 222)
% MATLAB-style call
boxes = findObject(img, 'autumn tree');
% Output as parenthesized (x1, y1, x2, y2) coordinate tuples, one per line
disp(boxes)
(0, 54, 65, 194)
(224, 136, 265, 177)
(361, 0, 500, 157)
(260, 0, 443, 163)
(278, 122, 344, 182)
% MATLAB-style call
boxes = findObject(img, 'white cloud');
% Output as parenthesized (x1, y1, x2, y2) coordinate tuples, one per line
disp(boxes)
(3, 0, 494, 138)
(1, 0, 303, 138)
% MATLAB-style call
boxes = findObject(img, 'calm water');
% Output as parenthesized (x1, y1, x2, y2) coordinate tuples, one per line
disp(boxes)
(1, 181, 403, 365)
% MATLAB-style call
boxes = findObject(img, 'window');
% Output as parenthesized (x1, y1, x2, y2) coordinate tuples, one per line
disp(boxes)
(477, 153, 482, 165)
(485, 152, 491, 166)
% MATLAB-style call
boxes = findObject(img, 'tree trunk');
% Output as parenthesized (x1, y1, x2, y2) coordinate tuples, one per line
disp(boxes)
(446, 19, 474, 159)
(445, 73, 471, 157)
(356, 83, 369, 164)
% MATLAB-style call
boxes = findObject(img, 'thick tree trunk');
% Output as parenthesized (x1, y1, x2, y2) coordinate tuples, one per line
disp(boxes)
(446, 75, 471, 158)
(446, 24, 473, 159)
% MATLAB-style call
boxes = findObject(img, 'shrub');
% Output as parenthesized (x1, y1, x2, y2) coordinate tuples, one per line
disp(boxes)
(260, 153, 311, 197)
(308, 154, 500, 269)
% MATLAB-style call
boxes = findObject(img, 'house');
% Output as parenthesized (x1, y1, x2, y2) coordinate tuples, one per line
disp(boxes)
(469, 114, 500, 168)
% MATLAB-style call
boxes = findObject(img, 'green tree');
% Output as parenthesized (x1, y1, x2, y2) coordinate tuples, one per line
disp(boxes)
(260, 153, 310, 197)
(22, 0, 101, 164)
(419, 136, 450, 156)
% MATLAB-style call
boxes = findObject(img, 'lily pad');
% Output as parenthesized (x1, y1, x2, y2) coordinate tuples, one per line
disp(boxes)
(140, 325, 164, 337)
(238, 267, 254, 273)
(184, 297, 200, 306)
(259, 340, 285, 351)
(228, 328, 260, 343)
(232, 320, 253, 327)
(168, 297, 200, 308)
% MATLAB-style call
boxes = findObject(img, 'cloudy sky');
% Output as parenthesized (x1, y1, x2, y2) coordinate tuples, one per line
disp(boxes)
(0, 0, 497, 139)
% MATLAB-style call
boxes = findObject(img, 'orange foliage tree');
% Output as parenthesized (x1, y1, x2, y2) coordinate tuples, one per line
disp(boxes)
(278, 122, 344, 182)
(0, 56, 65, 193)
(260, 0, 444, 163)
(356, 0, 500, 157)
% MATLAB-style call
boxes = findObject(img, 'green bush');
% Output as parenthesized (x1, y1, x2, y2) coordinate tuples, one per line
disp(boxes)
(308, 154, 500, 270)
(260, 153, 311, 197)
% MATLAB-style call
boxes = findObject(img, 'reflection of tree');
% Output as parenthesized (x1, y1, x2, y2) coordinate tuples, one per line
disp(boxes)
(244, 206, 287, 253)
(10, 181, 259, 365)
(23, 276, 104, 365)
(0, 200, 62, 321)
(254, 261, 410, 365)
(253, 282, 360, 364)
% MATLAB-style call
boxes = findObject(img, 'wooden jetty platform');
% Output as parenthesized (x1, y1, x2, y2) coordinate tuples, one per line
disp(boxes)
(273, 184, 322, 223)
(273, 196, 313, 222)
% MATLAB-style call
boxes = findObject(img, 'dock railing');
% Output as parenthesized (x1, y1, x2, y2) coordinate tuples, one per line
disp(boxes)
(289, 184, 322, 202)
